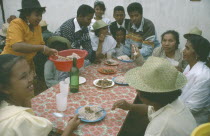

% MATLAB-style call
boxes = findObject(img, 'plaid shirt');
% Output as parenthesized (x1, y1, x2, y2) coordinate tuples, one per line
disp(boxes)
(55, 18, 94, 62)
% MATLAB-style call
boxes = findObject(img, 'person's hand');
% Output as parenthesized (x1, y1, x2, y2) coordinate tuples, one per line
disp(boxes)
(43, 46, 58, 56)
(99, 34, 106, 43)
(67, 115, 81, 131)
(131, 45, 140, 60)
(112, 99, 132, 111)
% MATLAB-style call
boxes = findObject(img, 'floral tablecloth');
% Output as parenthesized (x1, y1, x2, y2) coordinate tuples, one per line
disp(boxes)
(32, 60, 137, 136)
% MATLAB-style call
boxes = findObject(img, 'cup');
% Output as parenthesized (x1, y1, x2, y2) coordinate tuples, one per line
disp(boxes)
(107, 52, 112, 60)
(56, 93, 67, 111)
(59, 81, 69, 96)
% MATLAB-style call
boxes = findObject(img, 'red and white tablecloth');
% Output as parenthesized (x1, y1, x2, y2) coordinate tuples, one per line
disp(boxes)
(32, 60, 137, 136)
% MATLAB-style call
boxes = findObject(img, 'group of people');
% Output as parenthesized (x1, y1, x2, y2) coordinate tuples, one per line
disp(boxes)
(0, 0, 210, 135)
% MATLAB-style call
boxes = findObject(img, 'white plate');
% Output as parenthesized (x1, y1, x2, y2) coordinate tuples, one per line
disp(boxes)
(65, 76, 86, 84)
(93, 79, 115, 88)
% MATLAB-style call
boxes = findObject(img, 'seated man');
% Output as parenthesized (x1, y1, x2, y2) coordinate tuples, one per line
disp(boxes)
(112, 57, 197, 136)
(39, 20, 54, 44)
(123, 2, 160, 59)
(55, 4, 95, 65)
(109, 6, 130, 36)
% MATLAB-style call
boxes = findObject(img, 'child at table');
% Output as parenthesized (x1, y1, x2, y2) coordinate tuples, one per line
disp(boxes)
(44, 36, 71, 88)
(0, 54, 80, 136)
(112, 27, 126, 58)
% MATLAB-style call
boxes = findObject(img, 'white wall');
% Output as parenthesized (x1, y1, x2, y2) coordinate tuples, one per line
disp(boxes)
(2, 0, 210, 49)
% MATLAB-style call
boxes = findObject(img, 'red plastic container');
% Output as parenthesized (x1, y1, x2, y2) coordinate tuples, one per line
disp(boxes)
(49, 49, 88, 72)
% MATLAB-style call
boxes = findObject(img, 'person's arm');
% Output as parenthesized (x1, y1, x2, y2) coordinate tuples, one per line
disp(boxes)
(112, 99, 148, 116)
(96, 34, 106, 58)
(62, 115, 80, 136)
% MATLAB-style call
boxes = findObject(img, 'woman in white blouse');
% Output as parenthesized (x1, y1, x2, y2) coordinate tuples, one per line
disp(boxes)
(180, 33, 210, 125)
(90, 20, 116, 63)
(0, 54, 80, 136)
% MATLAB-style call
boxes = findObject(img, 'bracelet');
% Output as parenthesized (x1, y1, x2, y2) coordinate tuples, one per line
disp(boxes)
(43, 45, 46, 53)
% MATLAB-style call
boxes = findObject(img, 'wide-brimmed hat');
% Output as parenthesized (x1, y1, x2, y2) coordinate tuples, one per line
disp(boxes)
(92, 20, 109, 31)
(0, 23, 9, 37)
(18, 0, 45, 12)
(39, 20, 48, 27)
(184, 27, 202, 39)
(47, 36, 71, 49)
(125, 57, 187, 93)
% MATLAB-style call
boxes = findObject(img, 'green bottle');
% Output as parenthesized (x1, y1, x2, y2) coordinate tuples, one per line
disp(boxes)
(70, 58, 79, 93)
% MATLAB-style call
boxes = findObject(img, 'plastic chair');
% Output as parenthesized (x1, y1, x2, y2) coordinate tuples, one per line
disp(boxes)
(191, 123, 210, 136)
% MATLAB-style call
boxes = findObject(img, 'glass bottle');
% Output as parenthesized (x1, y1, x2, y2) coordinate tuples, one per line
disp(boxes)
(70, 58, 79, 93)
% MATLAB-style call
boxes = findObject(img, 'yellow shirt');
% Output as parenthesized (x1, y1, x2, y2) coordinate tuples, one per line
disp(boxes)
(2, 18, 45, 64)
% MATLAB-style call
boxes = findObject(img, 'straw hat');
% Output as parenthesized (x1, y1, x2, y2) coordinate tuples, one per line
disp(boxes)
(92, 20, 108, 31)
(18, 0, 45, 12)
(39, 20, 48, 27)
(47, 36, 71, 49)
(184, 27, 202, 39)
(125, 57, 187, 93)
(0, 23, 9, 37)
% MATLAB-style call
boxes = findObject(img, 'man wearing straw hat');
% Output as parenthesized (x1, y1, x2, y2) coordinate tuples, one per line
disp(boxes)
(112, 57, 197, 136)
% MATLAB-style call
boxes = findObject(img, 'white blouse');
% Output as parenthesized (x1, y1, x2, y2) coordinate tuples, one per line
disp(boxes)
(180, 61, 210, 125)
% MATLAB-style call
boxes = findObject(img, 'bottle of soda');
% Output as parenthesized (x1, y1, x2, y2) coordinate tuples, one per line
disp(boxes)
(70, 58, 79, 93)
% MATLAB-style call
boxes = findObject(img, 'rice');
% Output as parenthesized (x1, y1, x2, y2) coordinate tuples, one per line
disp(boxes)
(78, 106, 103, 121)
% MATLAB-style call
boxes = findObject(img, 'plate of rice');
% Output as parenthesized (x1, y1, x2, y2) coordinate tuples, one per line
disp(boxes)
(75, 105, 106, 122)
(112, 76, 128, 85)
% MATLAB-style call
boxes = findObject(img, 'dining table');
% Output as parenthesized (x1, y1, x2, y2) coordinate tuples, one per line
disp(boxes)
(31, 59, 137, 136)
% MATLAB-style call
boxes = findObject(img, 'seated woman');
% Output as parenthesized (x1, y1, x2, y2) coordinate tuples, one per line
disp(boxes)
(89, 0, 111, 31)
(112, 27, 126, 58)
(90, 20, 116, 63)
(44, 36, 71, 88)
(0, 54, 80, 136)
(133, 30, 187, 70)
(180, 33, 210, 125)
(112, 57, 197, 136)
(1, 0, 57, 75)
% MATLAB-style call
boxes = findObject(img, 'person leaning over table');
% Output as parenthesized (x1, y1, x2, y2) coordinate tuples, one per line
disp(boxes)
(112, 57, 197, 136)
(132, 30, 188, 71)
(55, 4, 95, 66)
(1, 0, 57, 75)
(123, 2, 160, 59)
(179, 31, 210, 125)
(0, 54, 80, 136)
(90, 20, 116, 63)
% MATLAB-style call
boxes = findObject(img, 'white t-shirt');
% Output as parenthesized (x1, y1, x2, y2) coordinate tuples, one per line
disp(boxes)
(90, 32, 116, 54)
(145, 99, 197, 136)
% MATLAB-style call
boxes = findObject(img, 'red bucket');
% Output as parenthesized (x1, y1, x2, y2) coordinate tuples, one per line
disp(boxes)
(49, 49, 88, 72)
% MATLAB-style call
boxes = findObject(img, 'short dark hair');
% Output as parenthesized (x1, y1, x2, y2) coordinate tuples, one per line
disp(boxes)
(113, 27, 126, 39)
(138, 89, 181, 105)
(94, 1, 106, 11)
(186, 35, 210, 63)
(0, 54, 25, 104)
(127, 2, 143, 15)
(114, 6, 125, 13)
(77, 4, 95, 17)
(161, 30, 180, 49)
(19, 8, 46, 22)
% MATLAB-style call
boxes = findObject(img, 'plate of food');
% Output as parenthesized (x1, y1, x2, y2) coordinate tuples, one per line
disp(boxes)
(104, 59, 119, 66)
(75, 105, 106, 122)
(97, 67, 117, 75)
(117, 55, 133, 63)
(65, 76, 86, 84)
(93, 79, 115, 88)
(112, 76, 128, 85)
